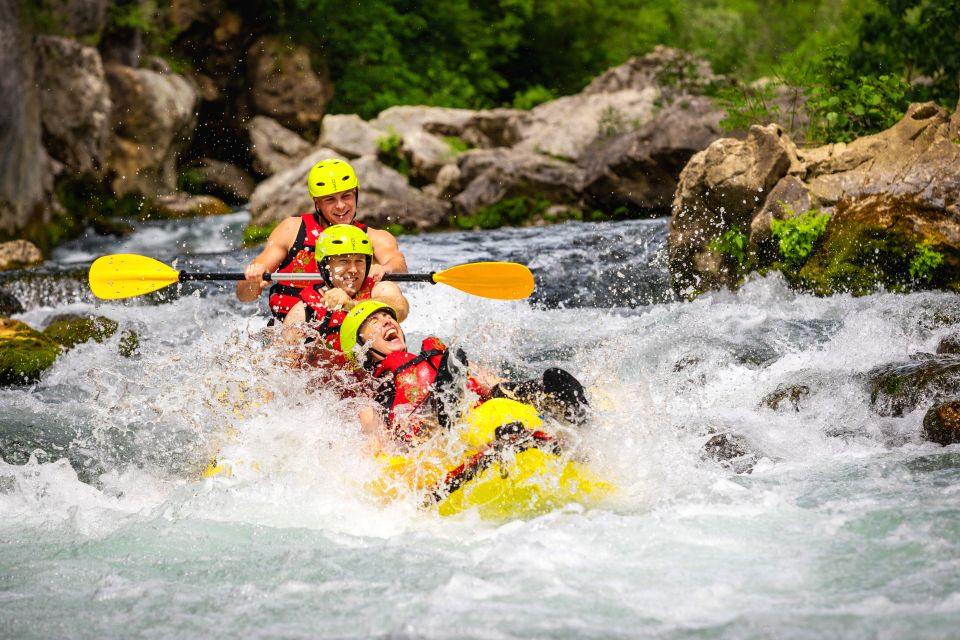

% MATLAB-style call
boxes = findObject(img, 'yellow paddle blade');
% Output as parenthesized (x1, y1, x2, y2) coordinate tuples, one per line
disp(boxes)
(89, 254, 180, 300)
(433, 262, 535, 300)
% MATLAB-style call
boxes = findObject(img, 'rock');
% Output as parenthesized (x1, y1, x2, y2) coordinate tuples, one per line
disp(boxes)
(583, 46, 722, 96)
(761, 384, 810, 412)
(317, 114, 384, 159)
(44, 0, 110, 37)
(0, 240, 44, 271)
(246, 36, 332, 137)
(248, 150, 448, 232)
(921, 400, 960, 445)
(0, 289, 24, 316)
(117, 328, 139, 357)
(185, 158, 255, 203)
(668, 124, 797, 297)
(371, 106, 476, 184)
(104, 63, 198, 196)
(459, 108, 523, 148)
(0, 318, 60, 386)
(454, 148, 585, 215)
(937, 334, 960, 355)
(34, 36, 111, 175)
(42, 313, 117, 349)
(869, 354, 960, 417)
(148, 193, 231, 219)
(800, 103, 960, 208)
(422, 163, 462, 200)
(797, 194, 960, 295)
(513, 88, 659, 162)
(748, 175, 815, 263)
(0, 1, 56, 247)
(246, 115, 311, 177)
(581, 95, 723, 215)
(701, 433, 757, 474)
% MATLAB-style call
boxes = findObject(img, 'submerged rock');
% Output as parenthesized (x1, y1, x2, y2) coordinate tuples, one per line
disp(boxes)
(0, 289, 24, 316)
(761, 384, 811, 412)
(42, 313, 118, 348)
(0, 318, 60, 386)
(702, 432, 757, 474)
(868, 354, 960, 417)
(921, 400, 960, 445)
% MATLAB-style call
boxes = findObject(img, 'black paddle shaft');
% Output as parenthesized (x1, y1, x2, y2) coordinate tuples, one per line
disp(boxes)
(177, 272, 436, 283)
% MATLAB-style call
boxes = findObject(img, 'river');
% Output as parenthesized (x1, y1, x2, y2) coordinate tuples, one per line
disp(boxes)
(1, 211, 958, 639)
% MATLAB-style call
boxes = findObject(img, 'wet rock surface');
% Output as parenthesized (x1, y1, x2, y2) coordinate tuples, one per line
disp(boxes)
(868, 354, 960, 418)
(0, 241, 44, 271)
(0, 318, 60, 386)
(921, 400, 960, 445)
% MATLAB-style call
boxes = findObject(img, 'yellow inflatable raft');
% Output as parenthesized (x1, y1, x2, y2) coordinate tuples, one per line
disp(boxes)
(203, 398, 614, 519)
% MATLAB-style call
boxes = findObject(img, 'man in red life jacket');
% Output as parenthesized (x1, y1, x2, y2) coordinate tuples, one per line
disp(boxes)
(237, 159, 408, 320)
(338, 301, 590, 445)
(280, 225, 409, 368)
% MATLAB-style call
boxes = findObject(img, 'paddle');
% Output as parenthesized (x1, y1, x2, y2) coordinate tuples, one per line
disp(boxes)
(88, 254, 535, 301)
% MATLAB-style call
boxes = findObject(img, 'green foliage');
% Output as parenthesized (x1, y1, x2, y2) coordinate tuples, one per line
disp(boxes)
(242, 223, 278, 247)
(716, 82, 782, 132)
(453, 197, 550, 230)
(385, 223, 417, 237)
(708, 227, 750, 270)
(770, 204, 831, 268)
(910, 243, 945, 283)
(805, 50, 910, 143)
(512, 85, 557, 110)
(443, 136, 470, 154)
(177, 168, 206, 195)
(376, 129, 410, 177)
(850, 0, 960, 108)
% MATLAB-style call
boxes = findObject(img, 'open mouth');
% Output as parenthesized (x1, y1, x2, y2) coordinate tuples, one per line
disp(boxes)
(383, 326, 400, 343)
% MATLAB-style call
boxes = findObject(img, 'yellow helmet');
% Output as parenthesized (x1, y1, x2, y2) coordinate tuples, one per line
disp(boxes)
(307, 159, 359, 198)
(316, 224, 373, 286)
(339, 300, 397, 362)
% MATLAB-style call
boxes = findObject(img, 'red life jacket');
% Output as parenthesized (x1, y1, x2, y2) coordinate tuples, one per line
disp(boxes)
(267, 213, 368, 320)
(372, 338, 490, 442)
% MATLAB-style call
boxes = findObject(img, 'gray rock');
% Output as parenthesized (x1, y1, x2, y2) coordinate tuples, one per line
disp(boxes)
(248, 147, 346, 227)
(247, 36, 332, 136)
(318, 114, 385, 159)
(454, 148, 585, 215)
(581, 95, 723, 214)
(0, 289, 24, 316)
(246, 115, 311, 177)
(35, 36, 111, 174)
(583, 46, 722, 96)
(104, 63, 198, 196)
(186, 158, 255, 202)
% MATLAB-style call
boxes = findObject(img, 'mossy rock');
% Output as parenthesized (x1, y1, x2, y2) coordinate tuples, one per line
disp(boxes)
(868, 353, 960, 417)
(797, 194, 960, 296)
(921, 400, 960, 445)
(701, 432, 757, 474)
(0, 289, 24, 316)
(0, 318, 61, 386)
(43, 313, 118, 349)
(118, 329, 140, 357)
(761, 384, 810, 412)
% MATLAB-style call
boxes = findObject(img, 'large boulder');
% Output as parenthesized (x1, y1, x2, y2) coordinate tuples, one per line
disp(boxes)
(582, 46, 722, 96)
(104, 63, 198, 196)
(0, 1, 56, 246)
(669, 124, 796, 296)
(870, 354, 960, 418)
(318, 114, 385, 159)
(44, 0, 110, 38)
(184, 158, 255, 203)
(148, 193, 231, 219)
(35, 36, 111, 175)
(922, 400, 960, 445)
(454, 148, 586, 215)
(246, 36, 332, 137)
(669, 100, 960, 298)
(581, 95, 723, 215)
(42, 313, 117, 349)
(0, 240, 44, 271)
(246, 115, 311, 177)
(371, 106, 476, 184)
(248, 150, 448, 232)
(512, 88, 659, 162)
(0, 318, 60, 386)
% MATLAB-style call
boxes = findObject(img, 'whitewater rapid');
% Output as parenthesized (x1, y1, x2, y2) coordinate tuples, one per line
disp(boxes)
(1, 211, 958, 639)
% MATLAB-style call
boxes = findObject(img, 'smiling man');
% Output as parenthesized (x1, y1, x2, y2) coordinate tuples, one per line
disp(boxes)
(236, 159, 408, 320)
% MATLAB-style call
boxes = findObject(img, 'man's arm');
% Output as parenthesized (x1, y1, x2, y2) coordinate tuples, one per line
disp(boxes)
(370, 281, 409, 322)
(366, 227, 408, 282)
(236, 217, 300, 302)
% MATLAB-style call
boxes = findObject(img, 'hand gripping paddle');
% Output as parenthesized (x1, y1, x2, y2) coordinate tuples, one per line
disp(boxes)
(88, 254, 535, 301)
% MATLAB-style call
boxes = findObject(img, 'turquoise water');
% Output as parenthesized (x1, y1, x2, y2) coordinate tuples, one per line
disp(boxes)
(1, 214, 959, 638)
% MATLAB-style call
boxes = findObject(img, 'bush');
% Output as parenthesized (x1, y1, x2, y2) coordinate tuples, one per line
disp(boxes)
(708, 227, 750, 272)
(376, 130, 410, 177)
(910, 243, 945, 283)
(453, 197, 550, 230)
(770, 204, 831, 268)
